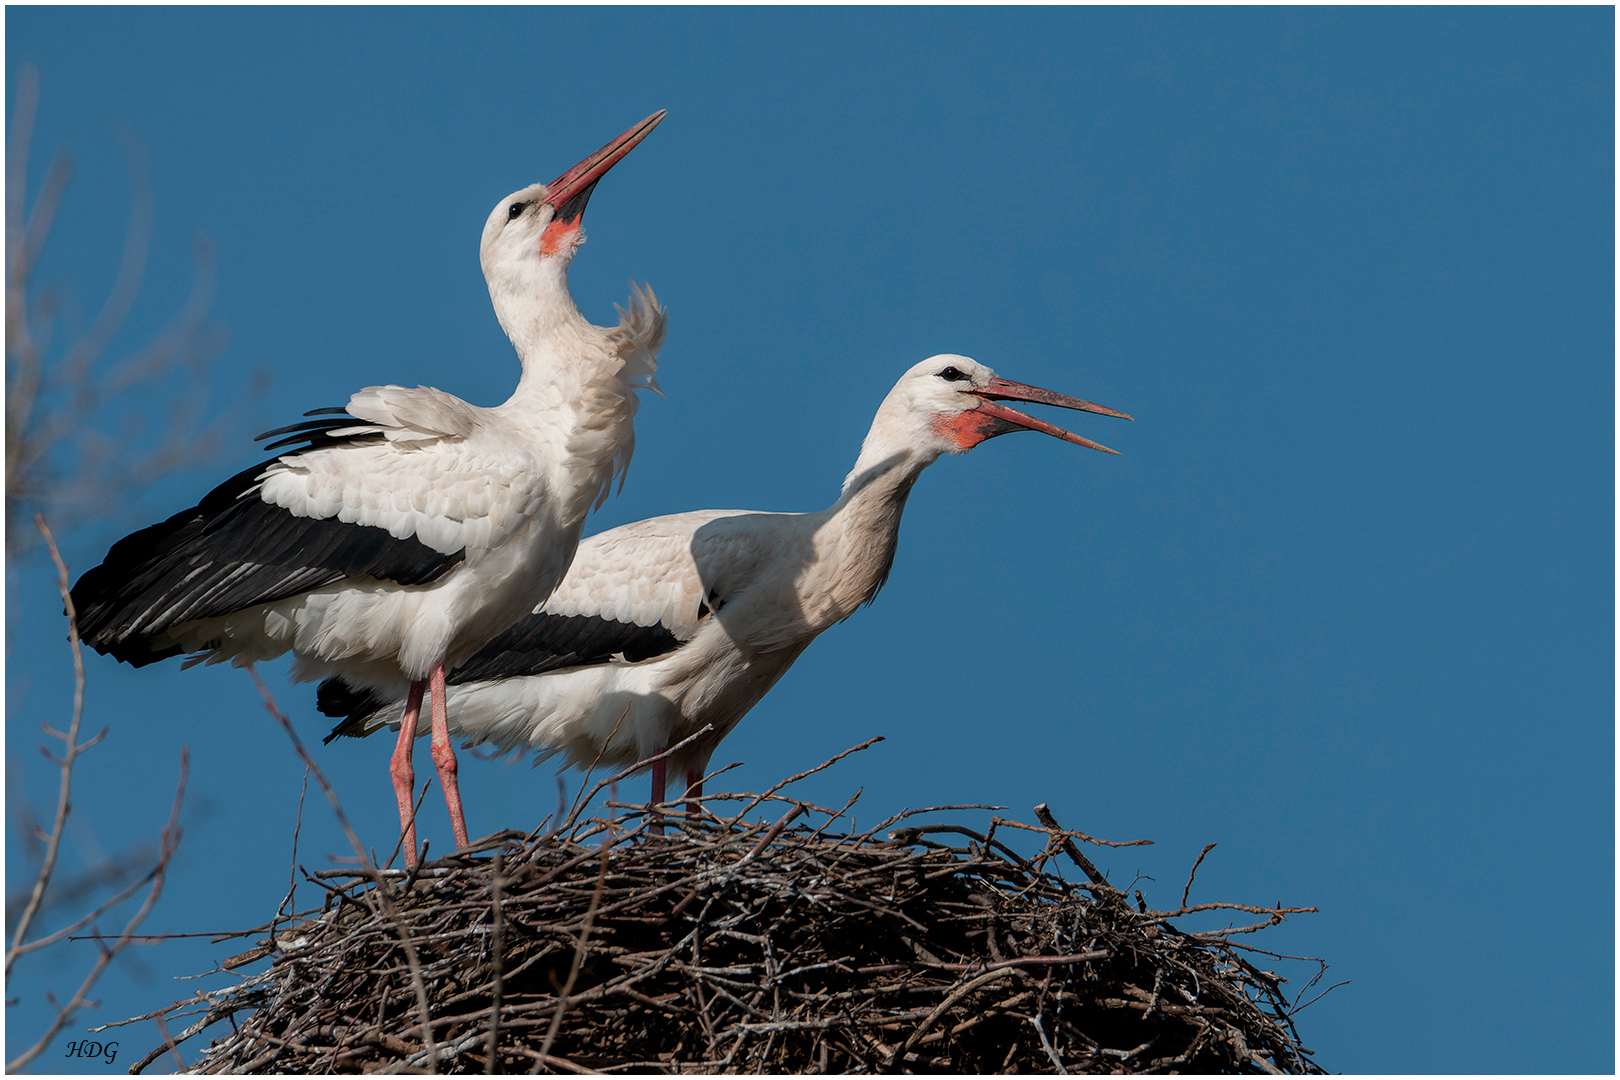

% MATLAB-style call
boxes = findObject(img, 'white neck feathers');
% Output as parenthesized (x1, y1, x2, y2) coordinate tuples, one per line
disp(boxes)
(494, 274, 667, 523)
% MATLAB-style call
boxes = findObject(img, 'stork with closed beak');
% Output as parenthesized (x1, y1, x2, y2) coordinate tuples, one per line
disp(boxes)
(317, 355, 1130, 823)
(70, 112, 668, 864)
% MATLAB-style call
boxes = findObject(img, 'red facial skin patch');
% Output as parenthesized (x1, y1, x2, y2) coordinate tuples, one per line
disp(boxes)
(540, 218, 580, 257)
(932, 408, 1017, 450)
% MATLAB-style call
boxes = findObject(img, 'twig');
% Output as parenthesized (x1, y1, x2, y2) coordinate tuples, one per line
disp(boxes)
(562, 702, 632, 828)
(892, 966, 1016, 1061)
(1030, 1011, 1069, 1075)
(1293, 979, 1351, 1014)
(1033, 802, 1121, 900)
(385, 778, 433, 871)
(271, 764, 311, 941)
(6, 748, 187, 1072)
(244, 666, 373, 886)
(11, 854, 177, 960)
(989, 815, 1153, 848)
(561, 727, 714, 834)
(726, 737, 884, 824)
(1151, 901, 1317, 920)
(1181, 842, 1218, 910)
(153, 1013, 186, 1072)
(6, 515, 89, 979)
(736, 804, 804, 866)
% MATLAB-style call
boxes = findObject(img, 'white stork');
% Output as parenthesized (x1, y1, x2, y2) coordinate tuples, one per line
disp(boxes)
(70, 111, 668, 863)
(317, 355, 1130, 821)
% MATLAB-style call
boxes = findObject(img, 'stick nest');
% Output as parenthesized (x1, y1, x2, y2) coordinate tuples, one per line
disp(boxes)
(117, 778, 1328, 1074)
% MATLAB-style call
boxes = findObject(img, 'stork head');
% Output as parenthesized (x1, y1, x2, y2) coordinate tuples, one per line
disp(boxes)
(479, 110, 665, 283)
(877, 354, 1133, 459)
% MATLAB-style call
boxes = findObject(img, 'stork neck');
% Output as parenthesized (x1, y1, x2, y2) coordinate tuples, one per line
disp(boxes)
(835, 447, 929, 514)
(840, 402, 945, 502)
(487, 256, 595, 394)
(801, 444, 935, 626)
(481, 254, 639, 524)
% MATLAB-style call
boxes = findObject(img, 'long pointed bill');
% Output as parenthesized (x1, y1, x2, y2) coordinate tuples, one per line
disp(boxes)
(971, 376, 1134, 421)
(545, 110, 667, 225)
(964, 376, 1134, 455)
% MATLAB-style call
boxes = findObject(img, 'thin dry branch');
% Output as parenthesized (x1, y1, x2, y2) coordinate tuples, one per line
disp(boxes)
(1033, 802, 1122, 901)
(725, 736, 884, 824)
(6, 516, 89, 978)
(485, 850, 506, 1074)
(7, 745, 187, 1073)
(5, 64, 248, 556)
(1182, 842, 1219, 910)
(6, 519, 192, 1074)
(561, 727, 716, 834)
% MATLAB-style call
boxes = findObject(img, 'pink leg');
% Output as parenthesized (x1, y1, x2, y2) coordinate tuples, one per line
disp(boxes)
(427, 659, 470, 851)
(685, 770, 704, 820)
(649, 754, 666, 835)
(390, 681, 425, 867)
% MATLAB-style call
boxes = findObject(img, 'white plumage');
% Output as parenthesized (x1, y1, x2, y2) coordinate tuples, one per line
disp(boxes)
(320, 354, 1131, 817)
(197, 278, 665, 688)
(73, 112, 668, 862)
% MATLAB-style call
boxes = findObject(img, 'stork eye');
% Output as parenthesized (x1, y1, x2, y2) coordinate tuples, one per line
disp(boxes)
(937, 366, 970, 382)
(507, 202, 529, 221)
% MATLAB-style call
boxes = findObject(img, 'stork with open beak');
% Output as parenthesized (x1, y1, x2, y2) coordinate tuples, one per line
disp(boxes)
(70, 112, 668, 865)
(318, 355, 1131, 824)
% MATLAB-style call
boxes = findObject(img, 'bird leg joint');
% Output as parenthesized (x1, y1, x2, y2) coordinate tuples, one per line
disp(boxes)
(429, 735, 459, 778)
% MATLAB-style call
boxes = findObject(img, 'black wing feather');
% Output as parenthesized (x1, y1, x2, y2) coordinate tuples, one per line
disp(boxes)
(319, 681, 391, 741)
(256, 410, 384, 454)
(452, 612, 684, 684)
(318, 611, 689, 740)
(72, 411, 465, 667)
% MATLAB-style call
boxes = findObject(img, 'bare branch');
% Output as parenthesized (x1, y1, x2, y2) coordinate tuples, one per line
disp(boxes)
(1182, 842, 1218, 910)
(6, 748, 187, 1072)
(1033, 801, 1123, 901)
(5, 65, 249, 555)
(724, 736, 884, 825)
(561, 727, 715, 834)
(6, 515, 88, 979)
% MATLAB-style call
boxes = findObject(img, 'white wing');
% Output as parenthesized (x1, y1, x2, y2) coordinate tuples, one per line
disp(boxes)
(256, 386, 549, 557)
(543, 508, 780, 634)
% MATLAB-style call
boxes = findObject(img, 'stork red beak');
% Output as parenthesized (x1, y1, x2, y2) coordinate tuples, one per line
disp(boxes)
(965, 376, 1134, 455)
(544, 110, 666, 226)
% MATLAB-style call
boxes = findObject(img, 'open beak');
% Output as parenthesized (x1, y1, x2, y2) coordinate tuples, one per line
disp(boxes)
(544, 110, 666, 225)
(967, 376, 1134, 455)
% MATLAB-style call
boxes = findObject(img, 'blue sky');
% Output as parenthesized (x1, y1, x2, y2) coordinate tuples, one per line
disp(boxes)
(6, 7, 1612, 1074)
